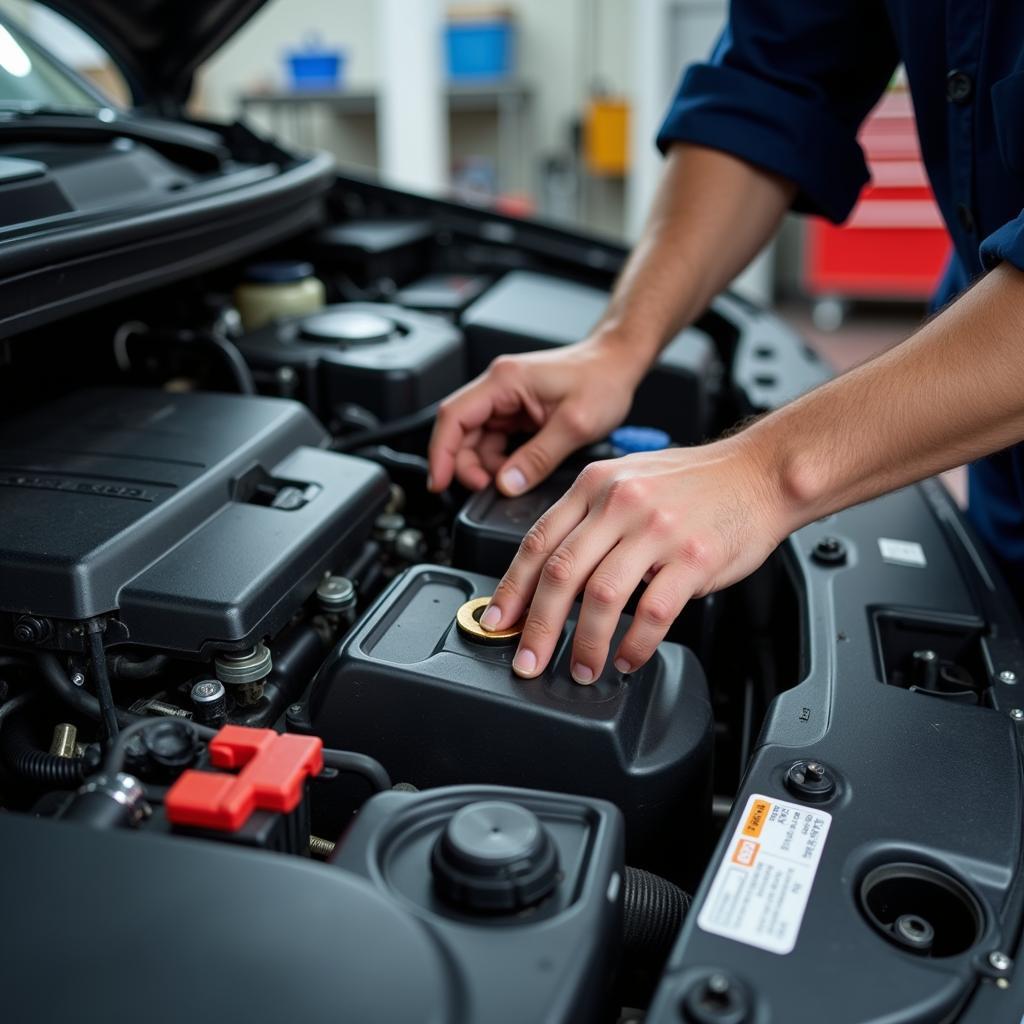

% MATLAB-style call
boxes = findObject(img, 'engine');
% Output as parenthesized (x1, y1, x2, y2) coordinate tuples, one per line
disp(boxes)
(1, 231, 1018, 1024)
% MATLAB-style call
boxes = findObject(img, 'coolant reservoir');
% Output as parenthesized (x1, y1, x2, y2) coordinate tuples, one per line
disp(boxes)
(234, 261, 325, 331)
(311, 565, 713, 881)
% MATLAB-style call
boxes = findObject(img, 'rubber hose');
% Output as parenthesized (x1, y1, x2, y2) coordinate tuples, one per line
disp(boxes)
(332, 402, 439, 453)
(110, 654, 171, 680)
(3, 713, 86, 788)
(622, 866, 692, 961)
(36, 654, 137, 729)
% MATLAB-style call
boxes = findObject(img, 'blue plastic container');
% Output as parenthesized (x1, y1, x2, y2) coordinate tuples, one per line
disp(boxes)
(286, 39, 345, 91)
(445, 20, 515, 80)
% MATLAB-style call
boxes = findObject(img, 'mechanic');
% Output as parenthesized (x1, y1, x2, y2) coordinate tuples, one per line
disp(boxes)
(427, 3, 1024, 685)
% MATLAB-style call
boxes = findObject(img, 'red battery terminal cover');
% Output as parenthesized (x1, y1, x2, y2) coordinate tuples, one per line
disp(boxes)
(165, 725, 324, 831)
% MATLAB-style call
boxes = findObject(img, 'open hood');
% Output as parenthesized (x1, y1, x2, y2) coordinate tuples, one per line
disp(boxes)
(37, 0, 270, 112)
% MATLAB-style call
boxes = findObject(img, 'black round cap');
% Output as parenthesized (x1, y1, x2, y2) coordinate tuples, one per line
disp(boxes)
(143, 720, 197, 771)
(431, 801, 559, 912)
(299, 309, 395, 345)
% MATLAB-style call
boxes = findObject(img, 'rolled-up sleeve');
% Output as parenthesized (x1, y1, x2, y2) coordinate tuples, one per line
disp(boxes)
(657, 2, 899, 223)
(980, 212, 1024, 272)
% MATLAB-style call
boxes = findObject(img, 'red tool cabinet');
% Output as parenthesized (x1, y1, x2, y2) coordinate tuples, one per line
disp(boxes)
(804, 89, 951, 310)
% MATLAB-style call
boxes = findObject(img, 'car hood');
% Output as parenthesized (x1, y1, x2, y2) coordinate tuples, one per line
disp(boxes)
(37, 0, 270, 112)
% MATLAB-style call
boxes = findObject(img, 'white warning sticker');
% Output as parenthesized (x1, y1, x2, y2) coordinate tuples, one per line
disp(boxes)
(878, 537, 927, 568)
(696, 794, 832, 955)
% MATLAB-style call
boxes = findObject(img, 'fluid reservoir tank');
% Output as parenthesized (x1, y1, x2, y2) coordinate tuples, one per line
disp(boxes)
(310, 564, 713, 880)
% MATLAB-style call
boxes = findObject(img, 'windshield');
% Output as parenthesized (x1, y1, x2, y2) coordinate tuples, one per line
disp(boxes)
(0, 17, 101, 110)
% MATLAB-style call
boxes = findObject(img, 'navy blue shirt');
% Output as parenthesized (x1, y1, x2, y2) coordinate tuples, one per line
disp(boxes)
(657, 1, 1024, 589)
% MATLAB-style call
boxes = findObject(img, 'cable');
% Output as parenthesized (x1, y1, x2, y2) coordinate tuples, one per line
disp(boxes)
(332, 402, 440, 453)
(203, 331, 256, 395)
(85, 628, 119, 743)
(322, 747, 391, 793)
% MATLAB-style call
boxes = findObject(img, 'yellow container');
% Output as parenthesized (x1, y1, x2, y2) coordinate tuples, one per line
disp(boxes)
(584, 98, 630, 177)
(234, 261, 325, 331)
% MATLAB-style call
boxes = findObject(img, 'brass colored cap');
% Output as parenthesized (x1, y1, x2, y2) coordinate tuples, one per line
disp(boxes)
(456, 596, 524, 643)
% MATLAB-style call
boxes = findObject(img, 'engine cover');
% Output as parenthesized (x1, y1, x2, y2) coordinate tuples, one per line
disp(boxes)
(310, 564, 713, 879)
(0, 388, 388, 653)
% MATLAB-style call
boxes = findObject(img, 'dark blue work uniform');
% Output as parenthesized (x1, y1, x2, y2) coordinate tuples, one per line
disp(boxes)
(657, 2, 1024, 592)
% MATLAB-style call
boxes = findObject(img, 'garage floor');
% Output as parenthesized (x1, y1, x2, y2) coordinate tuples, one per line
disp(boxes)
(779, 300, 968, 508)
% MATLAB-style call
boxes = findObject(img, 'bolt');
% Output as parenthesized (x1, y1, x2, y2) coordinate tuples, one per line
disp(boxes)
(288, 703, 303, 717)
(70, 672, 86, 688)
(805, 762, 824, 780)
(1010, 709, 1024, 722)
(812, 536, 847, 566)
(989, 951, 1012, 972)
(998, 670, 1017, 685)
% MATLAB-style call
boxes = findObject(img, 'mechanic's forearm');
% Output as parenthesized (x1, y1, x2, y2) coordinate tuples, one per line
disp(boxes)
(592, 143, 796, 368)
(750, 263, 1024, 531)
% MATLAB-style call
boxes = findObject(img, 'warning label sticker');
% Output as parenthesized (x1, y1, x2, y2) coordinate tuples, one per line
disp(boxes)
(696, 794, 832, 955)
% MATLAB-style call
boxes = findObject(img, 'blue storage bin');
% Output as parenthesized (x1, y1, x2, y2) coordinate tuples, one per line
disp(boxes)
(445, 20, 515, 80)
(285, 37, 345, 91)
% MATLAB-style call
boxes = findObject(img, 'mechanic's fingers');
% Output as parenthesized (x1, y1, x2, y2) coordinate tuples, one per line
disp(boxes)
(428, 381, 502, 492)
(510, 516, 621, 679)
(454, 435, 493, 491)
(478, 430, 508, 476)
(569, 542, 651, 684)
(613, 566, 694, 674)
(481, 485, 591, 633)
(496, 405, 590, 496)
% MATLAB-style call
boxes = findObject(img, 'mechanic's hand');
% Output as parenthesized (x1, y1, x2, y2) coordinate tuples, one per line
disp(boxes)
(479, 437, 792, 683)
(427, 340, 644, 496)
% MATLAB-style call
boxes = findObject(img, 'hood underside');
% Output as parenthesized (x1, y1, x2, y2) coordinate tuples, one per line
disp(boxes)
(36, 0, 269, 111)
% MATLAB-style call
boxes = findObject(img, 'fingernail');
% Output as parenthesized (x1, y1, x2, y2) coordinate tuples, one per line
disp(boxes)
(614, 658, 632, 675)
(513, 648, 537, 676)
(500, 467, 527, 495)
(479, 604, 502, 630)
(572, 662, 594, 684)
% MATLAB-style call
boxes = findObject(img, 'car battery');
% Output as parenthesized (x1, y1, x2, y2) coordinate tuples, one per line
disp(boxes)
(310, 564, 713, 878)
(237, 302, 466, 424)
(461, 270, 721, 441)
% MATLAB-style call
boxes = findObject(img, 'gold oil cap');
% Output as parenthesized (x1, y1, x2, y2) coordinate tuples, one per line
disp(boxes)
(456, 596, 525, 643)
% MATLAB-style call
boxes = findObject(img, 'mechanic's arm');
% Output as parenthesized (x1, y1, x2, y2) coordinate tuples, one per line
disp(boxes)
(427, 142, 795, 496)
(485, 263, 1024, 683)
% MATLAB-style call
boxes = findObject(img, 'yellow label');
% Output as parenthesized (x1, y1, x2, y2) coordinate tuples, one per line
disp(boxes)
(743, 798, 771, 838)
(731, 838, 760, 867)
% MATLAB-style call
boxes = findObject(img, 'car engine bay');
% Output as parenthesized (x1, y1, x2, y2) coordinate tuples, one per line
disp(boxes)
(1, 173, 1023, 1024)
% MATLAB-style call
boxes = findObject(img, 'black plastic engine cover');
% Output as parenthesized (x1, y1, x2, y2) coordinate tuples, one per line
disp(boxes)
(333, 784, 625, 1024)
(461, 270, 720, 442)
(0, 388, 388, 653)
(310, 564, 713, 878)
(0, 813, 456, 1024)
(453, 460, 587, 577)
(237, 302, 465, 423)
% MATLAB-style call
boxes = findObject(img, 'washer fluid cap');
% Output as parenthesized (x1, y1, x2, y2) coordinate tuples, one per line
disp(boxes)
(299, 310, 396, 345)
(610, 425, 671, 455)
(243, 260, 315, 284)
(431, 800, 560, 912)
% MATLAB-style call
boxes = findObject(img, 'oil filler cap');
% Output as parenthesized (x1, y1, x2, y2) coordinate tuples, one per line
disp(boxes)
(431, 800, 559, 912)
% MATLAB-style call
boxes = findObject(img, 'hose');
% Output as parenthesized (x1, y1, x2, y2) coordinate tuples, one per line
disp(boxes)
(109, 653, 171, 680)
(322, 747, 391, 793)
(622, 866, 692, 961)
(332, 402, 439, 453)
(36, 654, 137, 729)
(2, 706, 88, 788)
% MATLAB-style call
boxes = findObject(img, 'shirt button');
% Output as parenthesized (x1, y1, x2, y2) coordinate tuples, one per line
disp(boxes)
(957, 202, 975, 234)
(946, 69, 973, 103)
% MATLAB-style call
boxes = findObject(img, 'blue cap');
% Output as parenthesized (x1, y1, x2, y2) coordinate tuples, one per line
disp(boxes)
(610, 426, 671, 455)
(243, 261, 315, 284)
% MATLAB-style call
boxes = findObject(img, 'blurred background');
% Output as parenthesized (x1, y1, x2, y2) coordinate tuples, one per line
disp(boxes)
(0, 0, 953, 410)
